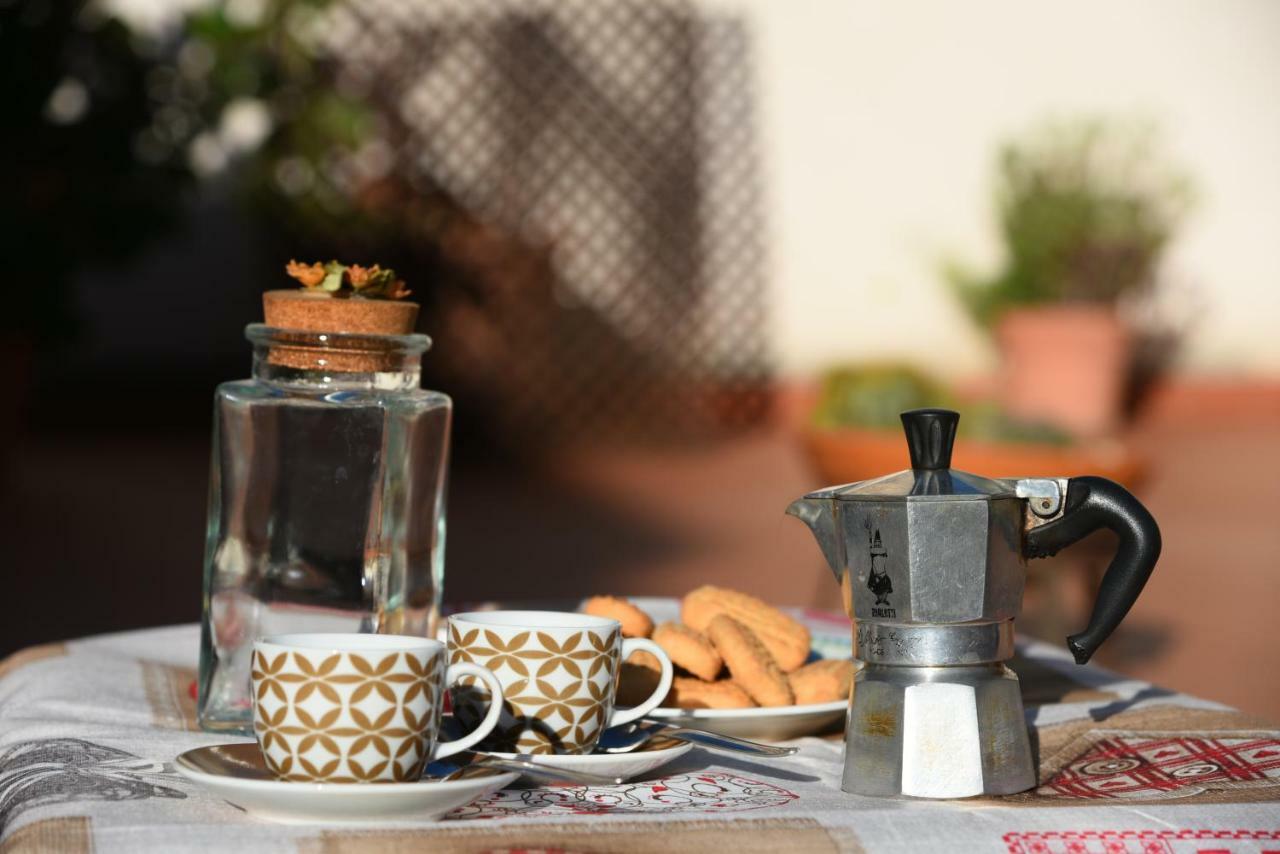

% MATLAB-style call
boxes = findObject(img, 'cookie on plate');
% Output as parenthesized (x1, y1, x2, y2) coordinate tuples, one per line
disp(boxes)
(652, 622, 722, 681)
(705, 615, 794, 707)
(582, 595, 654, 638)
(681, 586, 810, 673)
(665, 676, 754, 709)
(789, 658, 854, 705)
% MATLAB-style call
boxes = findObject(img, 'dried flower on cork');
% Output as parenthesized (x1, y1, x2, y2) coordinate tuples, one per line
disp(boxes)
(285, 260, 411, 300)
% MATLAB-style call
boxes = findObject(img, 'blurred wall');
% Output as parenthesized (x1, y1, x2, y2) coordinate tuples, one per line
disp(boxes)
(726, 0, 1280, 378)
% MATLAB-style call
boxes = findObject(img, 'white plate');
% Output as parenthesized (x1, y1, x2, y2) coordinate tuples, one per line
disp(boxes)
(175, 743, 518, 826)
(488, 735, 693, 781)
(618, 597, 852, 740)
(647, 700, 848, 740)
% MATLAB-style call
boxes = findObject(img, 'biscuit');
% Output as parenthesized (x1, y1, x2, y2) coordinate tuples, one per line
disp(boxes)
(789, 658, 854, 705)
(665, 676, 754, 709)
(616, 650, 663, 707)
(582, 595, 654, 638)
(652, 622, 722, 681)
(705, 615, 794, 707)
(681, 586, 811, 673)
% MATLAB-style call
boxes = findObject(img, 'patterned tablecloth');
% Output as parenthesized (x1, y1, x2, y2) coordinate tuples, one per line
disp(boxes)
(1, 611, 1279, 854)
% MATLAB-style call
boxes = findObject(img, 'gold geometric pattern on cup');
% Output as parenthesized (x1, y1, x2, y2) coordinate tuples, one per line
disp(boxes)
(584, 631, 618, 679)
(505, 724, 556, 754)
(448, 625, 620, 754)
(295, 732, 343, 780)
(250, 651, 295, 762)
(447, 626, 481, 664)
(532, 631, 597, 678)
(580, 678, 610, 729)
(251, 648, 443, 782)
(466, 630, 541, 676)
(507, 678, 598, 723)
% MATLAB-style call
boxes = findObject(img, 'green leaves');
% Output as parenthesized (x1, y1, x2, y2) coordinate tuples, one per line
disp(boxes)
(283, 259, 411, 299)
(811, 365, 952, 431)
(945, 117, 1193, 327)
(320, 261, 346, 292)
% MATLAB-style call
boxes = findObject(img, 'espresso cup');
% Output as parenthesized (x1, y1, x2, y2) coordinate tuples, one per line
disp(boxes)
(447, 611, 674, 755)
(251, 633, 504, 782)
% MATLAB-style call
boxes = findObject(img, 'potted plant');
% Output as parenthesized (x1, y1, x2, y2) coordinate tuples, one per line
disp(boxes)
(801, 363, 1144, 486)
(946, 118, 1192, 437)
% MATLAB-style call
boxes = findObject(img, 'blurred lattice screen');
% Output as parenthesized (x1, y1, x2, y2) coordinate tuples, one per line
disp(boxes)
(326, 0, 770, 444)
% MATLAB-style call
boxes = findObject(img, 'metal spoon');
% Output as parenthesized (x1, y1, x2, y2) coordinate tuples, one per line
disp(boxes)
(437, 753, 625, 786)
(597, 719, 799, 757)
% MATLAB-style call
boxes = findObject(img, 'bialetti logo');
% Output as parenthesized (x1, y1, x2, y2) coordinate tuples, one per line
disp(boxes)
(865, 522, 895, 618)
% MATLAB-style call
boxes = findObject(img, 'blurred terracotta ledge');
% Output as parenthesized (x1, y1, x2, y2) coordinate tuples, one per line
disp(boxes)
(1137, 377, 1280, 425)
(772, 376, 1280, 430)
(801, 427, 1144, 487)
(772, 376, 1280, 488)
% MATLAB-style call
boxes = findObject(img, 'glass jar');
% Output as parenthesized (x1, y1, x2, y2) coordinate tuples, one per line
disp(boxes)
(198, 324, 451, 733)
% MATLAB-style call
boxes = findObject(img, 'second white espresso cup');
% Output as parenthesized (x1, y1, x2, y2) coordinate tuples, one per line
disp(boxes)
(448, 611, 674, 754)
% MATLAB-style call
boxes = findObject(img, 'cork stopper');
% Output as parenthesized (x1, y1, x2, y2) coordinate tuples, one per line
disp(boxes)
(261, 290, 421, 372)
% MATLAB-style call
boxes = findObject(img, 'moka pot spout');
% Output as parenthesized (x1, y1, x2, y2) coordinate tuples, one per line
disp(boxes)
(785, 495, 846, 582)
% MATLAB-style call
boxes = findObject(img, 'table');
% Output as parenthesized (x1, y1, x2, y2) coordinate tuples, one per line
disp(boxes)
(2, 613, 1278, 853)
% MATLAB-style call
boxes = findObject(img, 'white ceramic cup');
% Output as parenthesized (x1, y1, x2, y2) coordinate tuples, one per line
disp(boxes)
(447, 610, 674, 754)
(251, 633, 504, 782)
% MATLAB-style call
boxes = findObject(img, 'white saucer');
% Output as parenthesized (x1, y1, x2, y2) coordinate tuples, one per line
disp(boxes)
(175, 743, 518, 825)
(647, 700, 848, 740)
(488, 734, 693, 781)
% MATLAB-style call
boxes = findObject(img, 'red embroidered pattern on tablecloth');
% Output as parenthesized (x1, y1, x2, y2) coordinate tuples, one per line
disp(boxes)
(1004, 829, 1280, 854)
(1039, 734, 1280, 800)
(448, 772, 799, 820)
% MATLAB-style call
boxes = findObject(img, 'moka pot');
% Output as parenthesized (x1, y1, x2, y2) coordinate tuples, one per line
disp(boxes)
(787, 409, 1161, 798)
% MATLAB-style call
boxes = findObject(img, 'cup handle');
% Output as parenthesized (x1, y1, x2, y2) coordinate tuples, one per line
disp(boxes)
(607, 638, 674, 727)
(435, 663, 505, 760)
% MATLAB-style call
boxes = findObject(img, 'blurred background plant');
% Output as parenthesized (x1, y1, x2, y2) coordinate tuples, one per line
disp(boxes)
(138, 0, 436, 267)
(810, 363, 1070, 444)
(157, 1, 368, 224)
(938, 117, 1197, 438)
(946, 117, 1194, 327)
(810, 365, 951, 431)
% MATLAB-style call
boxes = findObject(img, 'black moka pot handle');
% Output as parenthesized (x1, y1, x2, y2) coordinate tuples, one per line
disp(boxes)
(1023, 476, 1162, 665)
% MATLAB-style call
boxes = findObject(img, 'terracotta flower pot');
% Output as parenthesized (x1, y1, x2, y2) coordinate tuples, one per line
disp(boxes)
(995, 305, 1133, 439)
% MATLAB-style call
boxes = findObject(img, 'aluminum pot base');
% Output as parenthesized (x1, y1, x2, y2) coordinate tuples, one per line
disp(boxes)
(842, 663, 1035, 798)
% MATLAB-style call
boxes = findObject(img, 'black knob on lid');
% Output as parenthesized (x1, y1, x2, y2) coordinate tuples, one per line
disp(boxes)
(900, 408, 959, 470)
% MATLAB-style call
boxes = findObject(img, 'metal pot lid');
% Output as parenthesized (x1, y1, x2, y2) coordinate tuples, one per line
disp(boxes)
(806, 409, 1015, 501)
